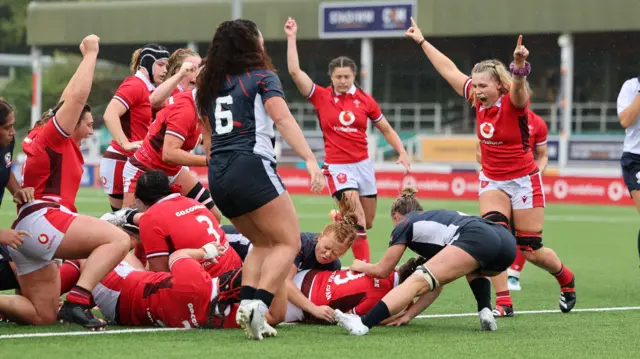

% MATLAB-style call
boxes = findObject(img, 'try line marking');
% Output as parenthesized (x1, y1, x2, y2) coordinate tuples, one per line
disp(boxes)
(2, 306, 639, 340)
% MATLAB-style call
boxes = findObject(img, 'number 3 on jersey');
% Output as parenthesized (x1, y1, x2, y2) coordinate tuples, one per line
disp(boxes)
(196, 215, 221, 243)
(333, 270, 366, 285)
(214, 95, 233, 135)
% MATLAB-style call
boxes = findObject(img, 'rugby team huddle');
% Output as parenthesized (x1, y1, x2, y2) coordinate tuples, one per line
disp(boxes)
(0, 17, 580, 340)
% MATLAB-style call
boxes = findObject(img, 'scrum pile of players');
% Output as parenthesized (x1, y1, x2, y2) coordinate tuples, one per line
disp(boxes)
(0, 16, 577, 340)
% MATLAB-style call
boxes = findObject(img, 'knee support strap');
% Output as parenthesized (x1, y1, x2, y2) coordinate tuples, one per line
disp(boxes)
(482, 211, 509, 229)
(515, 231, 543, 251)
(414, 265, 440, 291)
(186, 182, 215, 210)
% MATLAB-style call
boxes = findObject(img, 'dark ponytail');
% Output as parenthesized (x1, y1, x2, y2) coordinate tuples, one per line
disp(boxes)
(196, 19, 274, 117)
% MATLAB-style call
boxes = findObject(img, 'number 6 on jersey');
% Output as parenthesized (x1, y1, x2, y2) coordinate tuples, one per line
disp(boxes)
(214, 95, 233, 135)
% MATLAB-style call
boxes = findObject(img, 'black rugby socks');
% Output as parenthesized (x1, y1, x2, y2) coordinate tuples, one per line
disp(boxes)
(361, 301, 391, 329)
(469, 277, 492, 312)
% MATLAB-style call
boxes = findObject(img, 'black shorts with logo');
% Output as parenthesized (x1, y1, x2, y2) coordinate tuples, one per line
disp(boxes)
(452, 220, 517, 276)
(208, 152, 286, 219)
(621, 152, 640, 193)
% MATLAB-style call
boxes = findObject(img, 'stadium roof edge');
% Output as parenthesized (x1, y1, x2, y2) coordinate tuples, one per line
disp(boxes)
(27, 0, 640, 46)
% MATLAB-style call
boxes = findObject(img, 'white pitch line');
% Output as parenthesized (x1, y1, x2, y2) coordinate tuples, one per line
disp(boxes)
(413, 306, 640, 319)
(0, 327, 188, 339)
(2, 306, 640, 339)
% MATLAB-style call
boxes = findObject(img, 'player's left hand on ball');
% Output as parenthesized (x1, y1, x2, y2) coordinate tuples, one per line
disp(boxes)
(12, 187, 35, 204)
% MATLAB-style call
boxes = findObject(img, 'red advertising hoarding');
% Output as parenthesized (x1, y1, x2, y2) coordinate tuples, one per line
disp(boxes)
(190, 167, 632, 206)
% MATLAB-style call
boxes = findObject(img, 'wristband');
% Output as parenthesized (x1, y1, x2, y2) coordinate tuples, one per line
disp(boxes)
(509, 61, 531, 77)
(418, 39, 426, 46)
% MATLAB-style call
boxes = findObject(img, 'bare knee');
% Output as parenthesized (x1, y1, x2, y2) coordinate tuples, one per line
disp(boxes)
(37, 310, 58, 326)
(408, 273, 430, 296)
(107, 229, 131, 256)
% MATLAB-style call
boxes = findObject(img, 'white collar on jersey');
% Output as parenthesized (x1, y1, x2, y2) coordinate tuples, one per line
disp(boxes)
(334, 85, 357, 96)
(177, 84, 184, 92)
(479, 96, 503, 111)
(135, 70, 156, 91)
(156, 193, 181, 204)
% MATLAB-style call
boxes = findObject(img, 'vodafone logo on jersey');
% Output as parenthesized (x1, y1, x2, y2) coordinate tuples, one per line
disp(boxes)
(479, 123, 495, 139)
(334, 111, 358, 133)
(339, 111, 356, 126)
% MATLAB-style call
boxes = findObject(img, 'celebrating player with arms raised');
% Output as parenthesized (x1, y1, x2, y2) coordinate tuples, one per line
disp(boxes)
(286, 17, 409, 263)
(0, 35, 130, 330)
(405, 18, 576, 316)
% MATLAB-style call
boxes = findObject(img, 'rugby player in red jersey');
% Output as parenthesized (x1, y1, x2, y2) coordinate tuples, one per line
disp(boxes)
(101, 44, 169, 211)
(149, 48, 201, 109)
(506, 110, 549, 290)
(405, 18, 575, 316)
(285, 211, 358, 322)
(122, 88, 221, 221)
(285, 17, 410, 263)
(279, 268, 399, 324)
(113, 170, 240, 277)
(0, 35, 130, 330)
(91, 249, 285, 334)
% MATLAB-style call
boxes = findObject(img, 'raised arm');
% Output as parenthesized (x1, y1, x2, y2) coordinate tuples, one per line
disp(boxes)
(509, 35, 530, 109)
(149, 62, 196, 108)
(54, 35, 99, 134)
(285, 18, 314, 97)
(405, 17, 468, 97)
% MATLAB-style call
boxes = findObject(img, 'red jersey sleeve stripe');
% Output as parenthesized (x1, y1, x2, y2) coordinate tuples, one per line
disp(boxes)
(52, 117, 70, 138)
(463, 78, 472, 100)
(165, 130, 186, 142)
(168, 256, 190, 270)
(371, 113, 384, 122)
(113, 95, 130, 110)
(307, 84, 317, 99)
(535, 140, 547, 146)
(146, 252, 170, 258)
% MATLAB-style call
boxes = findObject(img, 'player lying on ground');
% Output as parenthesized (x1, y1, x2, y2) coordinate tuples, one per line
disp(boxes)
(221, 211, 360, 323)
(103, 170, 241, 277)
(273, 258, 423, 325)
(335, 187, 516, 335)
(70, 249, 287, 332)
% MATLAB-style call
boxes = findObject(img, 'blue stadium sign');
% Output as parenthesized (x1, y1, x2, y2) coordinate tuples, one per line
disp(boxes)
(319, 1, 416, 39)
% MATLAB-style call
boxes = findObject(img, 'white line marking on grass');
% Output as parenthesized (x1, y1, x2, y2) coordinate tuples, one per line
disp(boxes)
(413, 306, 640, 319)
(4, 306, 639, 339)
(0, 327, 188, 339)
